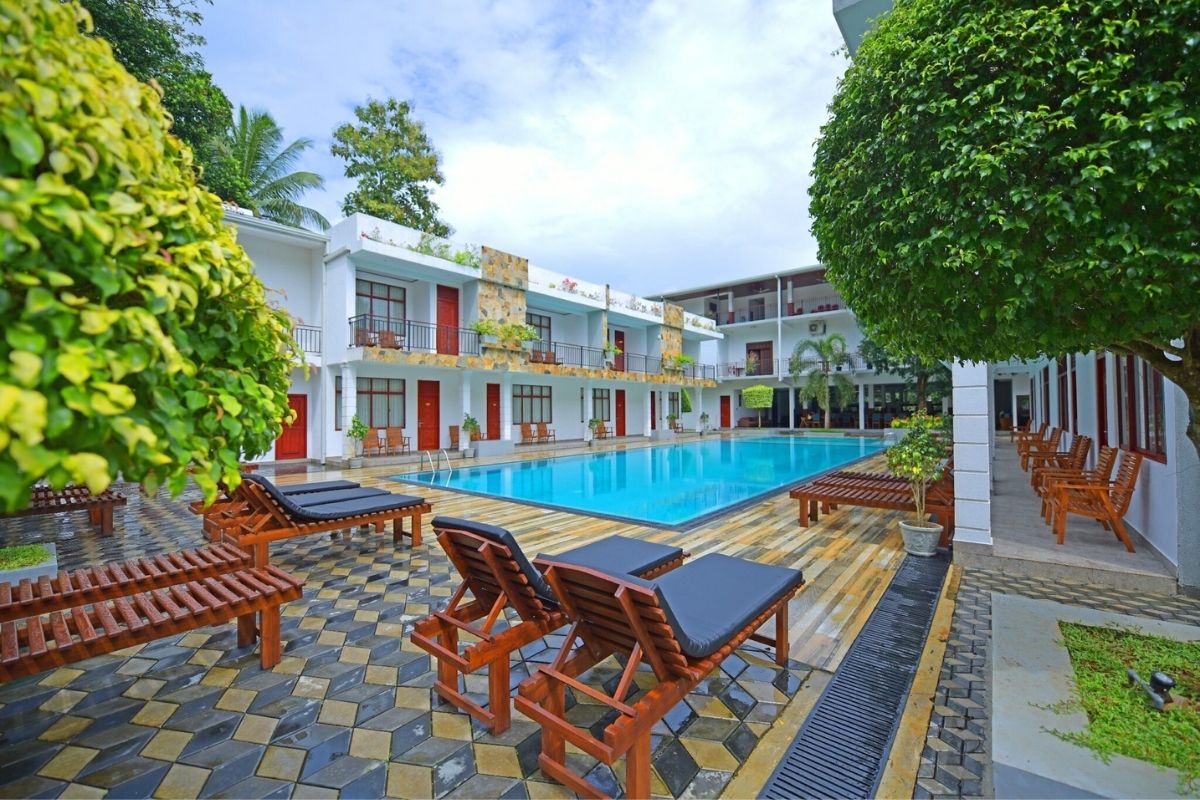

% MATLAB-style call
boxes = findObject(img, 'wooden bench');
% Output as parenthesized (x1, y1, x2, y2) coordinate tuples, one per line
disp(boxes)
(790, 476, 955, 547)
(1, 485, 127, 536)
(0, 545, 302, 681)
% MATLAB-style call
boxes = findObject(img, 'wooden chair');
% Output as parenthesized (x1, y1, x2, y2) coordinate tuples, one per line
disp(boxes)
(2, 485, 128, 536)
(593, 424, 611, 440)
(386, 427, 410, 455)
(1037, 445, 1118, 520)
(514, 554, 803, 798)
(1029, 435, 1091, 488)
(410, 518, 686, 735)
(1009, 419, 1032, 442)
(1046, 450, 1144, 551)
(377, 329, 401, 349)
(519, 423, 537, 444)
(214, 474, 430, 566)
(1019, 427, 1063, 471)
(1014, 421, 1048, 445)
(367, 428, 388, 456)
(448, 425, 460, 450)
(537, 422, 556, 443)
(791, 472, 955, 546)
(1, 545, 301, 680)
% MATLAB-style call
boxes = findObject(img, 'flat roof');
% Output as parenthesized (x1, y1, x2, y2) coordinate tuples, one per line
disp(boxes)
(652, 264, 827, 302)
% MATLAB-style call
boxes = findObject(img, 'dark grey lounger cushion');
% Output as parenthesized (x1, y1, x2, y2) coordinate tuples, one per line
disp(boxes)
(292, 488, 388, 506)
(432, 517, 682, 604)
(246, 474, 425, 522)
(634, 554, 803, 660)
(278, 480, 360, 496)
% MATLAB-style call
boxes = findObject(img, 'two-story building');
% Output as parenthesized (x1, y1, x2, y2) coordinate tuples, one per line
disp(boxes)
(228, 210, 721, 464)
(656, 267, 943, 430)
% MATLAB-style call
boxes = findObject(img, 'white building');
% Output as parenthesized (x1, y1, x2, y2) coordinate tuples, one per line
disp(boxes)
(657, 267, 946, 430)
(228, 210, 721, 465)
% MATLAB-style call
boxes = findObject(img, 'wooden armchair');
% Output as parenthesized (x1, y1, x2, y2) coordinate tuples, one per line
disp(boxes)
(1037, 445, 1118, 520)
(1009, 419, 1032, 442)
(537, 422, 556, 443)
(1019, 427, 1063, 471)
(1014, 421, 1048, 445)
(1028, 435, 1091, 487)
(449, 425, 460, 450)
(386, 427, 410, 455)
(519, 423, 536, 444)
(593, 423, 611, 440)
(1046, 450, 1143, 551)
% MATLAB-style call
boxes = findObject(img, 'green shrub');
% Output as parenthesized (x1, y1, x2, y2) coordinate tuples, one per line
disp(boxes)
(0, 0, 296, 511)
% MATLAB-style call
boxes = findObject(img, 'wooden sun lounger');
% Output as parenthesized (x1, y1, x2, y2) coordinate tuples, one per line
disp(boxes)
(191, 479, 365, 540)
(790, 474, 955, 546)
(0, 546, 301, 680)
(215, 475, 430, 566)
(410, 517, 686, 735)
(515, 554, 803, 798)
(2, 485, 128, 536)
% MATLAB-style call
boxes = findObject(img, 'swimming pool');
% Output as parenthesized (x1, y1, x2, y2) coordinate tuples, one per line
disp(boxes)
(396, 435, 887, 527)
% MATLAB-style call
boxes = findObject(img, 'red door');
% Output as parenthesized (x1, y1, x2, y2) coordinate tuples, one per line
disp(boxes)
(417, 380, 440, 450)
(720, 395, 731, 428)
(276, 394, 307, 460)
(613, 330, 625, 372)
(437, 285, 459, 355)
(650, 391, 657, 431)
(486, 383, 500, 440)
(615, 390, 626, 437)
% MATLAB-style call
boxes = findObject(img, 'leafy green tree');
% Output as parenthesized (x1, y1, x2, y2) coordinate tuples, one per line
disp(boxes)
(214, 106, 328, 230)
(0, 0, 297, 511)
(331, 98, 452, 236)
(859, 338, 951, 413)
(80, 0, 232, 179)
(810, 0, 1200, 453)
(789, 334, 856, 428)
(741, 385, 775, 428)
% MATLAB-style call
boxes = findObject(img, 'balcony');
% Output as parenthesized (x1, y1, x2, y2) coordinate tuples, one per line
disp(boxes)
(293, 325, 321, 354)
(348, 315, 481, 356)
(715, 293, 848, 326)
(526, 340, 716, 381)
(718, 352, 869, 379)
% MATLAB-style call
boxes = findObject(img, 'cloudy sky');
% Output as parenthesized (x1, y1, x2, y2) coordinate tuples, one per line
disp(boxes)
(199, 1, 848, 295)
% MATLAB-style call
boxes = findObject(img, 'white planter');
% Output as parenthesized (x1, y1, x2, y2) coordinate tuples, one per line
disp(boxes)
(480, 334, 499, 346)
(0, 543, 57, 586)
(348, 457, 364, 470)
(899, 520, 942, 557)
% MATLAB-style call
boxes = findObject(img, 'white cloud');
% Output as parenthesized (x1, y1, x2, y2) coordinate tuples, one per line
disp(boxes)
(200, 0, 847, 294)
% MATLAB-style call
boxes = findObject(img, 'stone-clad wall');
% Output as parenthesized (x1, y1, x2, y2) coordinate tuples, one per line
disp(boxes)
(478, 247, 528, 325)
(661, 302, 685, 361)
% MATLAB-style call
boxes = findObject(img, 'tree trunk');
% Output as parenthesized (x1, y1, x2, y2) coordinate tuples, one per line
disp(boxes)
(915, 374, 928, 413)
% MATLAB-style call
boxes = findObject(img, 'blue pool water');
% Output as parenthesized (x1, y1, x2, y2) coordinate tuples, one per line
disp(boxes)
(396, 435, 887, 527)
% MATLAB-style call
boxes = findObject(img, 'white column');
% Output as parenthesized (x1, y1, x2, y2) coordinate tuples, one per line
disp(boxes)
(459, 379, 471, 451)
(952, 362, 992, 547)
(788, 387, 795, 429)
(643, 386, 653, 436)
(500, 373, 513, 442)
(584, 382, 594, 440)
(858, 382, 866, 429)
(695, 386, 703, 428)
(340, 363, 357, 458)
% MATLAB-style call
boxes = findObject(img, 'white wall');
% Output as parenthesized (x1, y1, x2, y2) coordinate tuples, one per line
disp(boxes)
(239, 236, 321, 327)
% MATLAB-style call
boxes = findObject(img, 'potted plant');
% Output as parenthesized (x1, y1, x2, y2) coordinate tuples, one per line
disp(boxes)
(499, 322, 538, 350)
(587, 417, 604, 442)
(462, 414, 481, 453)
(666, 413, 678, 432)
(471, 319, 501, 346)
(886, 411, 948, 556)
(602, 340, 621, 367)
(745, 352, 760, 375)
(347, 414, 369, 467)
(699, 411, 710, 432)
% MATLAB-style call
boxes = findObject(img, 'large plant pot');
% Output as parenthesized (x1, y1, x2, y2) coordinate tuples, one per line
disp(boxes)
(899, 520, 942, 557)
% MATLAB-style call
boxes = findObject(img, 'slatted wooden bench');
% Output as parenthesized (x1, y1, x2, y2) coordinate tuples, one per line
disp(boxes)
(790, 478, 955, 547)
(1, 485, 128, 535)
(0, 545, 303, 681)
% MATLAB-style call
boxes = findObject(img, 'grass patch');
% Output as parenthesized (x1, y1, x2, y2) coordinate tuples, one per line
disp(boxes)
(1058, 621, 1200, 791)
(0, 543, 52, 571)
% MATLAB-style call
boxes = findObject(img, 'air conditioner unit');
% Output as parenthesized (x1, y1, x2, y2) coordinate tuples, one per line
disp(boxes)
(809, 322, 826, 334)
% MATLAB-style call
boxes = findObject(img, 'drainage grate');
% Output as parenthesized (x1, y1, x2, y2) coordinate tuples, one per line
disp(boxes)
(761, 553, 949, 799)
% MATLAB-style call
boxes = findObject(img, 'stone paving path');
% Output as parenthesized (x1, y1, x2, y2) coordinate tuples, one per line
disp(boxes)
(918, 569, 1200, 799)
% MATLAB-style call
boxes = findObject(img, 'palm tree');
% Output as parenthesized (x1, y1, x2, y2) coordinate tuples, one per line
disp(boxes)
(214, 106, 329, 230)
(789, 334, 857, 429)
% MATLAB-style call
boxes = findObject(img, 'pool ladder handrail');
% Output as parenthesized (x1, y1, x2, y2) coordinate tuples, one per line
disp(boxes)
(422, 449, 454, 475)
(423, 450, 436, 472)
(438, 449, 453, 474)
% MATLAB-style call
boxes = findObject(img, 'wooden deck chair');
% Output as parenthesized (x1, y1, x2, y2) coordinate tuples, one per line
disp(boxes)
(515, 554, 803, 799)
(386, 427, 410, 455)
(1047, 450, 1143, 551)
(1009, 419, 1032, 442)
(1038, 445, 1118, 520)
(519, 423, 537, 444)
(1019, 427, 1063, 471)
(593, 423, 610, 440)
(1029, 435, 1091, 488)
(537, 422, 556, 443)
(448, 425, 460, 450)
(1014, 421, 1048, 445)
(410, 518, 686, 735)
(223, 474, 430, 565)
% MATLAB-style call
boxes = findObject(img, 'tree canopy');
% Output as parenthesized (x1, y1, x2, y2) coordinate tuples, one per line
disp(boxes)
(210, 106, 328, 230)
(331, 98, 452, 236)
(741, 384, 774, 427)
(810, 0, 1200, 449)
(80, 0, 232, 182)
(858, 337, 951, 413)
(0, 0, 296, 511)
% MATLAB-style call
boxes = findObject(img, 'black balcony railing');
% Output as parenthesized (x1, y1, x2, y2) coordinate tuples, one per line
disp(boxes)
(525, 340, 715, 380)
(718, 352, 870, 379)
(349, 314, 480, 356)
(293, 325, 321, 354)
